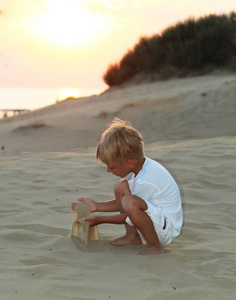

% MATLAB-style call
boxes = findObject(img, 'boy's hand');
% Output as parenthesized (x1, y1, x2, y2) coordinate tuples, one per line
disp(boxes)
(71, 198, 98, 212)
(83, 215, 101, 227)
(78, 198, 98, 212)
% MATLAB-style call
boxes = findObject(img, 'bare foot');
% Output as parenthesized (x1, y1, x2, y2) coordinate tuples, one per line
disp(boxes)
(134, 245, 165, 255)
(108, 234, 142, 246)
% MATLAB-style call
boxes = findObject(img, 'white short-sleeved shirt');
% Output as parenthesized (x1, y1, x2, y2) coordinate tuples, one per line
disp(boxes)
(126, 157, 183, 247)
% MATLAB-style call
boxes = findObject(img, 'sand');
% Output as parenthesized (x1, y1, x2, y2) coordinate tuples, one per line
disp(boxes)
(0, 73, 236, 299)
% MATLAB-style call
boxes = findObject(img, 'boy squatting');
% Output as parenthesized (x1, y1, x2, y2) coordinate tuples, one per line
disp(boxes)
(71, 118, 183, 255)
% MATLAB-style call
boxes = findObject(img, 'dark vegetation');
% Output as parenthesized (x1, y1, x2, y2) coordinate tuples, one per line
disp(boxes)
(103, 12, 236, 87)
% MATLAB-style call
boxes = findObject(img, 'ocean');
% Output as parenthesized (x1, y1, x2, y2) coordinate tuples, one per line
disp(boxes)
(0, 87, 104, 118)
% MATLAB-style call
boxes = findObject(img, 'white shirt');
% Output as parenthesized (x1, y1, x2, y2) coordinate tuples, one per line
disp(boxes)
(127, 157, 183, 237)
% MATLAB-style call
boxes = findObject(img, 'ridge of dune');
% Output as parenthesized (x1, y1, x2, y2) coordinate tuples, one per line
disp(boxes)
(0, 73, 235, 155)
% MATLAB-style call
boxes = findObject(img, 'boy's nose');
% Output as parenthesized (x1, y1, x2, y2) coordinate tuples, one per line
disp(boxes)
(107, 167, 111, 173)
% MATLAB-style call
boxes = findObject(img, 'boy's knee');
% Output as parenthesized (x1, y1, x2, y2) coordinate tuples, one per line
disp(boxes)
(114, 178, 130, 195)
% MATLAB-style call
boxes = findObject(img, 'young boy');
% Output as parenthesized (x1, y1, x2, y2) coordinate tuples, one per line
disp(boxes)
(71, 118, 183, 255)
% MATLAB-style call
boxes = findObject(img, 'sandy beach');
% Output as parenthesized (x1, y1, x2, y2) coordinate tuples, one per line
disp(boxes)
(0, 73, 236, 299)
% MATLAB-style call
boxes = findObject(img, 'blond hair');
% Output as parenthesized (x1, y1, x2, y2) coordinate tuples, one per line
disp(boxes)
(96, 118, 144, 164)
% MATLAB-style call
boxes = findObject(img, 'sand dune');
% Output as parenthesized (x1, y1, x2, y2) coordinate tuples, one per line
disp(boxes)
(0, 73, 235, 155)
(0, 73, 236, 299)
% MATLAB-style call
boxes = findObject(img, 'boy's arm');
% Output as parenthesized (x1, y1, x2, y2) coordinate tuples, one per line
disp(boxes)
(83, 213, 127, 227)
(77, 198, 120, 212)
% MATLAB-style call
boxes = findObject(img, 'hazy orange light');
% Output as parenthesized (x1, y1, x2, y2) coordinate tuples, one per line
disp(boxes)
(57, 88, 80, 101)
(30, 0, 106, 47)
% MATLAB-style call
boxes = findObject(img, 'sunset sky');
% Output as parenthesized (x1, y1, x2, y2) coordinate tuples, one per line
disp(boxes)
(0, 0, 235, 98)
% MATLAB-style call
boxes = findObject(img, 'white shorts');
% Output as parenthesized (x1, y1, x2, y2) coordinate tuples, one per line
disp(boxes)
(125, 200, 175, 247)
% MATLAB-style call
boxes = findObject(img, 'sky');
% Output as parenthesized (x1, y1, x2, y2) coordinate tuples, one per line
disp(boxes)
(0, 0, 235, 102)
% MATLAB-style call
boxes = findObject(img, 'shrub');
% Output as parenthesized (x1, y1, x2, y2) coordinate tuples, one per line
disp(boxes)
(103, 63, 119, 87)
(103, 12, 236, 87)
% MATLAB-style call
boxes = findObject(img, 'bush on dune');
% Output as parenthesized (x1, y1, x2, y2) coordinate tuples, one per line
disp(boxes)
(103, 12, 236, 87)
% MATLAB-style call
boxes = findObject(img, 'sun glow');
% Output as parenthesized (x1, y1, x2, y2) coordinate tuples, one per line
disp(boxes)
(31, 0, 105, 47)
(57, 88, 80, 101)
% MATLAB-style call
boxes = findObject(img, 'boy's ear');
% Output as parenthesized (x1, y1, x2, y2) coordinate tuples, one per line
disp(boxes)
(127, 158, 135, 168)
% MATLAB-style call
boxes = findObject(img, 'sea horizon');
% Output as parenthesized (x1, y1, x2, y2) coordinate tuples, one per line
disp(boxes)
(0, 86, 105, 118)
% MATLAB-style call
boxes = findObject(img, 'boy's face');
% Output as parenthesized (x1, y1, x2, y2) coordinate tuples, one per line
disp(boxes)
(106, 159, 132, 178)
